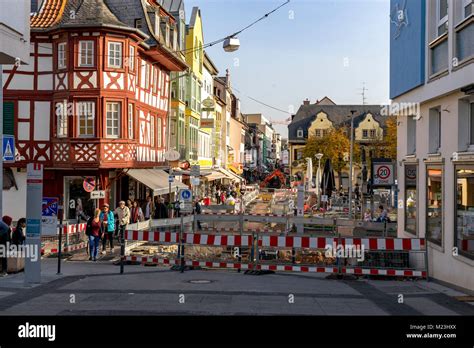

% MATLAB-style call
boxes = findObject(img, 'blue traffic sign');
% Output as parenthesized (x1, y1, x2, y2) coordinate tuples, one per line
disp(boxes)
(168, 175, 174, 183)
(2, 135, 15, 163)
(179, 189, 192, 202)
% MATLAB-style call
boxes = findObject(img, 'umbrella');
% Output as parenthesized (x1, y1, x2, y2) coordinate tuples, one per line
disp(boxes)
(305, 158, 313, 188)
(321, 158, 336, 196)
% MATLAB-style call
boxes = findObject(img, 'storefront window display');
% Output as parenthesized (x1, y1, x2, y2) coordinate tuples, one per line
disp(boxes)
(456, 166, 474, 259)
(405, 165, 417, 234)
(426, 166, 443, 245)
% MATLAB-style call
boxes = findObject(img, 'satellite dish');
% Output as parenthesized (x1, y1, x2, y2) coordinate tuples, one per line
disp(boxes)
(223, 37, 240, 52)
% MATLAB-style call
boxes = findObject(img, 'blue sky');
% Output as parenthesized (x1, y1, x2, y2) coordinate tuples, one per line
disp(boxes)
(185, 0, 390, 137)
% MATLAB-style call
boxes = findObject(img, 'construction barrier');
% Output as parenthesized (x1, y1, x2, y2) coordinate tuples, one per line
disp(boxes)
(121, 213, 427, 278)
(41, 222, 87, 255)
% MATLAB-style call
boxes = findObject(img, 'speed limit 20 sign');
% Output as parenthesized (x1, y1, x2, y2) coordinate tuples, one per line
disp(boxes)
(373, 163, 395, 186)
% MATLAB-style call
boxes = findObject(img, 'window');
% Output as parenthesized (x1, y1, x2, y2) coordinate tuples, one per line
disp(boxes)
(108, 41, 122, 68)
(145, 63, 150, 90)
(2, 101, 14, 136)
(429, 108, 441, 152)
(369, 129, 376, 138)
(58, 42, 66, 69)
(77, 101, 95, 137)
(134, 18, 142, 29)
(150, 116, 155, 147)
(128, 103, 134, 139)
(463, 0, 473, 18)
(165, 24, 170, 46)
(297, 128, 303, 138)
(153, 67, 158, 94)
(78, 41, 94, 67)
(405, 165, 417, 234)
(315, 129, 321, 137)
(470, 103, 474, 145)
(426, 166, 443, 245)
(157, 117, 162, 147)
(362, 129, 368, 139)
(106, 102, 120, 138)
(128, 45, 135, 71)
(455, 166, 474, 259)
(56, 100, 68, 138)
(437, 0, 448, 36)
(407, 115, 417, 154)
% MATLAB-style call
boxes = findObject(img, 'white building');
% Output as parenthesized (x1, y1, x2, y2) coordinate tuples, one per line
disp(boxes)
(390, 0, 474, 291)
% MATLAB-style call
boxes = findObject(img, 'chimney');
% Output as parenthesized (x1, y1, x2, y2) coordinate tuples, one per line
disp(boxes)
(303, 98, 310, 106)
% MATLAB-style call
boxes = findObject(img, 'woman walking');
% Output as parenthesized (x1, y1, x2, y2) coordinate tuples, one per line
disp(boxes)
(86, 209, 103, 261)
(100, 203, 115, 254)
(130, 200, 144, 223)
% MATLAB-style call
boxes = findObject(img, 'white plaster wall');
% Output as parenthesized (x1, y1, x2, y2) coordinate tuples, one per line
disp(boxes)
(2, 170, 27, 221)
(34, 101, 51, 141)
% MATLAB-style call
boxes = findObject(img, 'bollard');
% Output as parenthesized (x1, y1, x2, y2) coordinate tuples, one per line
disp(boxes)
(120, 226, 125, 274)
(180, 214, 185, 273)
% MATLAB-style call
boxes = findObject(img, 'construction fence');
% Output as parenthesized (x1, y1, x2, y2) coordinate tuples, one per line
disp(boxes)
(123, 213, 427, 278)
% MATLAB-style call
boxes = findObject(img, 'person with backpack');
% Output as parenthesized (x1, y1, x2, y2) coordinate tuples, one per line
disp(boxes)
(86, 208, 103, 261)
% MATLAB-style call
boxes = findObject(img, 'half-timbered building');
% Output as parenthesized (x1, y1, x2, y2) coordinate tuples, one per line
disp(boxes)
(2, 0, 187, 220)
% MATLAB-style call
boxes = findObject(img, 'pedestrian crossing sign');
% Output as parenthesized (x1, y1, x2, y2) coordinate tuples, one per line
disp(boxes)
(2, 135, 15, 163)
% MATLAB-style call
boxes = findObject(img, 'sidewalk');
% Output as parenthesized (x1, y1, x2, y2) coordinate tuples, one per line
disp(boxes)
(0, 258, 473, 316)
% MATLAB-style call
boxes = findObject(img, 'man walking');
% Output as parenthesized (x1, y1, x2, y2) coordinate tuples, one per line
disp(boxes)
(114, 201, 130, 239)
(144, 196, 154, 220)
(100, 203, 115, 254)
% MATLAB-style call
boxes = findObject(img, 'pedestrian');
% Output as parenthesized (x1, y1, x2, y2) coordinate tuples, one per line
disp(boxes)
(0, 216, 12, 276)
(126, 199, 133, 210)
(144, 196, 154, 220)
(376, 205, 389, 222)
(215, 188, 221, 204)
(194, 198, 202, 230)
(114, 201, 130, 239)
(12, 218, 26, 245)
(86, 208, 103, 261)
(75, 198, 88, 223)
(100, 203, 115, 254)
(363, 209, 372, 222)
(220, 190, 226, 205)
(130, 200, 144, 223)
(174, 200, 181, 218)
(154, 197, 169, 219)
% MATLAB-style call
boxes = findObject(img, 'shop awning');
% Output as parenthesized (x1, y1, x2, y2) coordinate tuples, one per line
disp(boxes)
(204, 170, 227, 181)
(126, 169, 188, 196)
(220, 168, 243, 182)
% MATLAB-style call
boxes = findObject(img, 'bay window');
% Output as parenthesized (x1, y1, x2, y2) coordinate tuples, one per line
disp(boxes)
(106, 102, 121, 138)
(79, 40, 94, 67)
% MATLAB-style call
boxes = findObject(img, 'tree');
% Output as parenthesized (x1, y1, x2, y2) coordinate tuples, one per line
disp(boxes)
(302, 126, 360, 187)
(375, 116, 397, 160)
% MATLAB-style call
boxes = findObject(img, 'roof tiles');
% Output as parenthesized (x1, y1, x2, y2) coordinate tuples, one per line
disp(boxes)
(30, 0, 67, 28)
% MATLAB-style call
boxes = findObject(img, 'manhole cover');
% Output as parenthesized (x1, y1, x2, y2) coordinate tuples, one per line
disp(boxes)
(188, 280, 213, 284)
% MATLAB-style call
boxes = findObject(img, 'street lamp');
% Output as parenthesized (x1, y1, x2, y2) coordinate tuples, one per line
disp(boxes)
(348, 110, 357, 220)
(315, 153, 323, 208)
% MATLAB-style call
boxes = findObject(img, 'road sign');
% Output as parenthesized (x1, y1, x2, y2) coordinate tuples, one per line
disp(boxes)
(83, 177, 96, 193)
(180, 202, 193, 212)
(90, 190, 106, 199)
(405, 165, 417, 186)
(179, 189, 192, 202)
(190, 165, 200, 177)
(321, 195, 328, 202)
(168, 175, 174, 183)
(191, 177, 200, 186)
(373, 162, 395, 186)
(2, 135, 15, 163)
(164, 150, 180, 161)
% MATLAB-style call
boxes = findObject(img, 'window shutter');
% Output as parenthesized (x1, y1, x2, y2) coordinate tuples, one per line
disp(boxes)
(3, 101, 15, 135)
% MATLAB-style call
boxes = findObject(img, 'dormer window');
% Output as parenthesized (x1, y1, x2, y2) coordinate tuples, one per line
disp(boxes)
(135, 18, 142, 29)
(297, 128, 304, 138)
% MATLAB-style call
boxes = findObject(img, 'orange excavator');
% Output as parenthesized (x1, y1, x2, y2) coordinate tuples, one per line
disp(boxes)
(260, 169, 287, 189)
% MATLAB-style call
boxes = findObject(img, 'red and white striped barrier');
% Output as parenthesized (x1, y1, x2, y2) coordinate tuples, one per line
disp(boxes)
(340, 237, 425, 251)
(61, 223, 87, 235)
(259, 236, 337, 248)
(125, 255, 253, 270)
(125, 230, 179, 243)
(258, 236, 425, 251)
(201, 212, 287, 217)
(342, 267, 426, 277)
(42, 242, 88, 254)
(257, 264, 338, 273)
(201, 227, 287, 234)
(125, 256, 180, 266)
(185, 233, 252, 246)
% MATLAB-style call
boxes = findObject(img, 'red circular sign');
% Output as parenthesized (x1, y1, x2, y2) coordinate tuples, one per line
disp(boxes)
(377, 165, 391, 180)
(83, 177, 96, 193)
